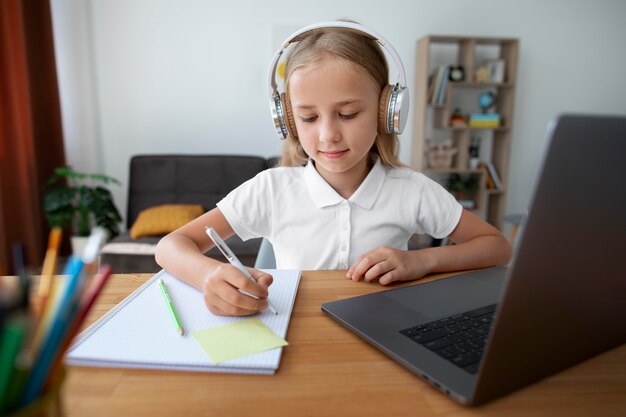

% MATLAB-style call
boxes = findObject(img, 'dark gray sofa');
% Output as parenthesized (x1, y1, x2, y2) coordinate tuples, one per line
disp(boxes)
(100, 155, 278, 273)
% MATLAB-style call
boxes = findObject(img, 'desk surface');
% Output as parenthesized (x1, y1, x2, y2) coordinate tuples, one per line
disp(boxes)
(59, 270, 625, 417)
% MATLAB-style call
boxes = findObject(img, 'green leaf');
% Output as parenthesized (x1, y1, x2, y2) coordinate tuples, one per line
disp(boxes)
(86, 186, 122, 238)
(41, 166, 123, 236)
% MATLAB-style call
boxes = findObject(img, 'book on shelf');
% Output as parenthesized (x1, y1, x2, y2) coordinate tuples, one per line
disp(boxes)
(479, 161, 503, 190)
(436, 67, 449, 105)
(469, 113, 501, 128)
(470, 113, 501, 121)
(427, 72, 436, 104)
(429, 66, 449, 105)
(469, 121, 500, 128)
(428, 67, 441, 104)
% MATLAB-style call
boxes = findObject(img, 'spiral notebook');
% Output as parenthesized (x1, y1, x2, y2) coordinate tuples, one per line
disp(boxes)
(66, 269, 301, 374)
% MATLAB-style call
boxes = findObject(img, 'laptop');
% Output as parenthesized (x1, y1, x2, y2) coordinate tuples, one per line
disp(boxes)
(321, 114, 626, 405)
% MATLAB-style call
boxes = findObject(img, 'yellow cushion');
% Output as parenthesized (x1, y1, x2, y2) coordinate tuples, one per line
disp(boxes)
(130, 204, 204, 239)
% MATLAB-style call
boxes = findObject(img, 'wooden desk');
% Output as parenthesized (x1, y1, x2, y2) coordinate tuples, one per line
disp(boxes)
(58, 271, 626, 416)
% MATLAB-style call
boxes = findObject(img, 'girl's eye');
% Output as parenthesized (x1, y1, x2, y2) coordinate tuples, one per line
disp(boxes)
(339, 112, 358, 120)
(300, 116, 317, 123)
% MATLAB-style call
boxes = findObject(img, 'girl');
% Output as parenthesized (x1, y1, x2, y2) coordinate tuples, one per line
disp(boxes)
(155, 21, 512, 317)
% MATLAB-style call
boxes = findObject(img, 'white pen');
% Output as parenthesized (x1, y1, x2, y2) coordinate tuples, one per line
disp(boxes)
(205, 226, 278, 315)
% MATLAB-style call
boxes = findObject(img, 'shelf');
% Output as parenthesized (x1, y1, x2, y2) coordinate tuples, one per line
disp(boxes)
(448, 82, 514, 89)
(466, 126, 510, 131)
(424, 168, 484, 175)
(431, 125, 511, 132)
(427, 35, 518, 45)
(413, 35, 519, 229)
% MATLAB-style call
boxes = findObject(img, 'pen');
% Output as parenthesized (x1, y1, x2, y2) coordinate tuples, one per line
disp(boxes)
(159, 278, 184, 336)
(205, 227, 278, 315)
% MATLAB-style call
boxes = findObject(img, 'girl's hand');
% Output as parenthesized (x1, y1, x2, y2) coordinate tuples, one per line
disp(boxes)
(346, 247, 434, 286)
(202, 263, 273, 316)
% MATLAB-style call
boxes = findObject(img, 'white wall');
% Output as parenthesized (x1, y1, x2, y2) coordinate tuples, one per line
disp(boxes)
(51, 0, 626, 228)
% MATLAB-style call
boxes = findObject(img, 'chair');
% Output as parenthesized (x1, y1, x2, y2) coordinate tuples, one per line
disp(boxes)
(254, 238, 276, 269)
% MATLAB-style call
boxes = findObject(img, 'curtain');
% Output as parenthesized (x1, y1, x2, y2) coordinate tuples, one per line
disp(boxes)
(0, 0, 66, 274)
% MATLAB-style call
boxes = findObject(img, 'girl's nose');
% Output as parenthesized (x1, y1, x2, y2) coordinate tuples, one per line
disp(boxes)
(319, 118, 341, 143)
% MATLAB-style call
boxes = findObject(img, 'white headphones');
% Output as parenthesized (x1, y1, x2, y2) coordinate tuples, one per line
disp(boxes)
(268, 21, 409, 140)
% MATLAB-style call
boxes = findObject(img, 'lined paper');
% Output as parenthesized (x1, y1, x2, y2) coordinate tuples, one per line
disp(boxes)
(66, 269, 301, 374)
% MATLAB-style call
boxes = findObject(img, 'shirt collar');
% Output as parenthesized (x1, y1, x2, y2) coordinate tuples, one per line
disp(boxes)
(349, 157, 385, 209)
(303, 157, 386, 210)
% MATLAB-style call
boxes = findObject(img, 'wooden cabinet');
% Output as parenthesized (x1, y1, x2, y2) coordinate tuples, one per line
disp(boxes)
(411, 36, 519, 229)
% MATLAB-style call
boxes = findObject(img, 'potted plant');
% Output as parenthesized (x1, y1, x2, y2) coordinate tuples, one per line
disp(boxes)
(42, 166, 122, 254)
(446, 173, 479, 209)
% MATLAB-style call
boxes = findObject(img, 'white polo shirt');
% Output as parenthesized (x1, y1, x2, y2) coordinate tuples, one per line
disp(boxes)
(217, 158, 462, 270)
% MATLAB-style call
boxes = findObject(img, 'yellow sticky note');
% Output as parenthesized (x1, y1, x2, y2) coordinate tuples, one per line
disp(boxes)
(192, 317, 288, 363)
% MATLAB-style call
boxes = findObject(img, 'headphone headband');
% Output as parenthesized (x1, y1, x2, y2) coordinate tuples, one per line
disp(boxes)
(268, 21, 407, 94)
(268, 21, 409, 139)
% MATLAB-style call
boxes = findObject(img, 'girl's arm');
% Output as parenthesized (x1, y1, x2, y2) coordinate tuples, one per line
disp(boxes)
(155, 208, 272, 316)
(347, 209, 512, 285)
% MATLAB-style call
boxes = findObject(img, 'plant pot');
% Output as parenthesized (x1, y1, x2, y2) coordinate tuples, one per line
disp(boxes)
(71, 236, 89, 256)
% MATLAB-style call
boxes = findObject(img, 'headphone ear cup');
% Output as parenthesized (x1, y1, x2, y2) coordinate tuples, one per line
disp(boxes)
(378, 85, 394, 134)
(282, 92, 298, 139)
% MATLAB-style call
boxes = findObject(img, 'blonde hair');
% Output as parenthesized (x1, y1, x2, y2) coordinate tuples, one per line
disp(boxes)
(279, 25, 403, 168)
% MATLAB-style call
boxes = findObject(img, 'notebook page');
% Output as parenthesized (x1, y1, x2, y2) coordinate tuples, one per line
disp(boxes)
(66, 269, 301, 373)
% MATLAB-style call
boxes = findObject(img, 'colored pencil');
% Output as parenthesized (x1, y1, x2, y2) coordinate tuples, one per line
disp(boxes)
(46, 265, 113, 386)
(21, 228, 106, 406)
(35, 228, 62, 318)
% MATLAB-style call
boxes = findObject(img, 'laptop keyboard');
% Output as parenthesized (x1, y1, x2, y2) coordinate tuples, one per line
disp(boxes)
(399, 304, 497, 374)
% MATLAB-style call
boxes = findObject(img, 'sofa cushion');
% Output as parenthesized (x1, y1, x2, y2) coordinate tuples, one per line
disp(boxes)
(130, 204, 204, 239)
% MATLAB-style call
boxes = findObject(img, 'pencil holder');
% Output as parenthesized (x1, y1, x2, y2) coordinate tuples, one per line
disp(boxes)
(7, 368, 65, 417)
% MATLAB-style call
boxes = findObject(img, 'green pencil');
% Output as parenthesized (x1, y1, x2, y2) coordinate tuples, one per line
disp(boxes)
(0, 317, 27, 413)
(158, 278, 184, 336)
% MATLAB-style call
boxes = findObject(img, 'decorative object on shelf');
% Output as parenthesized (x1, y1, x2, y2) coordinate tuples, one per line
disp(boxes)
(478, 91, 497, 112)
(448, 65, 465, 82)
(446, 173, 479, 209)
(469, 137, 480, 169)
(42, 166, 122, 253)
(450, 108, 467, 128)
(474, 64, 491, 83)
(484, 59, 505, 83)
(426, 139, 458, 169)
(468, 91, 501, 128)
